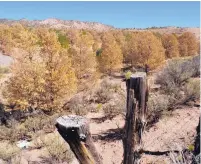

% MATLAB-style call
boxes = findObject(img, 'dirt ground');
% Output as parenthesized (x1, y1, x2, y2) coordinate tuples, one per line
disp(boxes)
(0, 105, 199, 164)
(87, 107, 199, 164)
(0, 72, 200, 164)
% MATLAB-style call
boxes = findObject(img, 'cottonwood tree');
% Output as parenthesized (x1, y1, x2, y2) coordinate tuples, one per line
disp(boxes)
(4, 55, 46, 110)
(98, 32, 123, 73)
(89, 30, 102, 55)
(55, 30, 70, 49)
(162, 34, 179, 58)
(112, 30, 126, 54)
(68, 30, 97, 80)
(125, 32, 165, 69)
(0, 24, 14, 55)
(124, 31, 138, 65)
(4, 28, 77, 111)
(38, 28, 77, 110)
(12, 24, 39, 60)
(178, 32, 198, 57)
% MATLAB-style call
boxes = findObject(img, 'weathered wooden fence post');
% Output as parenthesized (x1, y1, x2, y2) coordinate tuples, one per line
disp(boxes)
(123, 72, 148, 164)
(56, 115, 102, 164)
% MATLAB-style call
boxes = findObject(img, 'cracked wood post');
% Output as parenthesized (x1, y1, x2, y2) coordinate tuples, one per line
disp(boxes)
(56, 115, 102, 164)
(123, 72, 148, 164)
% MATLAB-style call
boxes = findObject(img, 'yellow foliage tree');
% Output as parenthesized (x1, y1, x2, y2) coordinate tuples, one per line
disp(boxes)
(37, 28, 77, 110)
(4, 57, 46, 110)
(125, 32, 165, 70)
(178, 32, 198, 57)
(4, 28, 77, 111)
(112, 30, 126, 59)
(98, 32, 123, 73)
(89, 30, 102, 54)
(162, 34, 179, 58)
(68, 30, 97, 80)
(11, 24, 39, 60)
(0, 24, 14, 55)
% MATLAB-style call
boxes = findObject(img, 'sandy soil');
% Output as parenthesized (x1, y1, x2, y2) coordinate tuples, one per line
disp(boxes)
(1, 105, 199, 164)
(87, 107, 200, 164)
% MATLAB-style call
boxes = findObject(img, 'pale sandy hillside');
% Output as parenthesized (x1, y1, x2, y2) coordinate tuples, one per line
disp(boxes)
(0, 19, 199, 38)
(127, 26, 200, 40)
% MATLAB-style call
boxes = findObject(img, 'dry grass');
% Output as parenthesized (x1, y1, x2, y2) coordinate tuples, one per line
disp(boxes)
(40, 133, 74, 164)
(0, 112, 59, 142)
(147, 93, 173, 125)
(0, 66, 9, 79)
(0, 141, 20, 161)
(155, 55, 200, 109)
(183, 79, 200, 103)
(103, 100, 125, 119)
(0, 121, 28, 142)
(23, 114, 55, 133)
(67, 94, 89, 116)
(95, 78, 126, 118)
(168, 150, 199, 164)
(67, 77, 126, 117)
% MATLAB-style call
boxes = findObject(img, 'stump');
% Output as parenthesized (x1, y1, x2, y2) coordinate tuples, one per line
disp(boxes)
(123, 72, 148, 164)
(56, 115, 102, 164)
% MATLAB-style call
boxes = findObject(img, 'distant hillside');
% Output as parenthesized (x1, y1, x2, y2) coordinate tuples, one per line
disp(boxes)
(0, 18, 199, 39)
(0, 18, 115, 32)
(123, 26, 200, 40)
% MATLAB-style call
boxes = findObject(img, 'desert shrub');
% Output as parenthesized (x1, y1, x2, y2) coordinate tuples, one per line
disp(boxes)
(156, 56, 200, 95)
(67, 77, 125, 116)
(24, 115, 47, 132)
(183, 79, 200, 102)
(0, 112, 58, 142)
(103, 100, 125, 119)
(23, 114, 56, 134)
(0, 141, 20, 161)
(67, 94, 88, 116)
(32, 136, 45, 149)
(0, 121, 28, 142)
(190, 55, 200, 77)
(147, 93, 173, 124)
(169, 150, 196, 164)
(41, 133, 74, 164)
(94, 78, 126, 117)
(94, 78, 123, 103)
(10, 153, 22, 164)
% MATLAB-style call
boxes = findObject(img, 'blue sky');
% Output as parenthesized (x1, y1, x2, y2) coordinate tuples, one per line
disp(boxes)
(0, 1, 200, 28)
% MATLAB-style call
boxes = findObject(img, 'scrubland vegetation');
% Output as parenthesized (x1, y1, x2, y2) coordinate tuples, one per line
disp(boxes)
(0, 24, 199, 111)
(148, 55, 200, 124)
(0, 23, 200, 163)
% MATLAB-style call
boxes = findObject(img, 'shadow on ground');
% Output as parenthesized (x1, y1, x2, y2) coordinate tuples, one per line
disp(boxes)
(92, 128, 123, 142)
